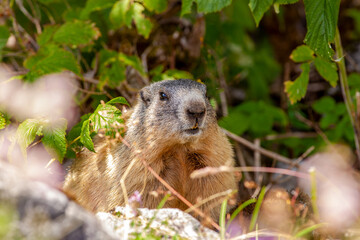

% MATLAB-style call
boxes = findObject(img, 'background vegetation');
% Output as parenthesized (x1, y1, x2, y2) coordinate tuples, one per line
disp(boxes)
(1, 0, 360, 238)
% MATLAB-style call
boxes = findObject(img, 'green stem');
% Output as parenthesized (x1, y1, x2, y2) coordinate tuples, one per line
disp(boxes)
(334, 27, 360, 161)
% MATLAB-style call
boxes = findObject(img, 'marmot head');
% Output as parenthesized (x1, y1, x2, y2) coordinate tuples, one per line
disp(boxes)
(135, 79, 216, 144)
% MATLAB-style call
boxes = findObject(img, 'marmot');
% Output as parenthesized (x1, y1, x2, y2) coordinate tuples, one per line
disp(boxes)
(64, 79, 236, 221)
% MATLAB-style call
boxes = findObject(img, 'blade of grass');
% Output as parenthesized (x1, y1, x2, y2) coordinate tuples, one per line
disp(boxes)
(249, 186, 266, 232)
(226, 198, 257, 228)
(157, 193, 171, 209)
(219, 198, 228, 240)
(309, 167, 319, 219)
(295, 223, 328, 238)
(145, 193, 171, 229)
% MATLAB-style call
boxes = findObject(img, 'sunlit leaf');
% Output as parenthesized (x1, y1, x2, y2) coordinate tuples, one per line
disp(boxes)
(24, 44, 80, 81)
(132, 3, 153, 39)
(314, 57, 338, 87)
(118, 52, 146, 76)
(37, 25, 59, 46)
(110, 0, 133, 28)
(16, 119, 43, 157)
(290, 45, 315, 63)
(143, 0, 167, 13)
(284, 62, 310, 104)
(80, 120, 95, 152)
(196, 0, 232, 14)
(181, 0, 194, 16)
(303, 0, 341, 59)
(107, 97, 129, 106)
(53, 20, 100, 47)
(80, 0, 117, 19)
(42, 119, 67, 163)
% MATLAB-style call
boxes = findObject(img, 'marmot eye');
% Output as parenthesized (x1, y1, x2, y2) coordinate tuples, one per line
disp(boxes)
(159, 92, 168, 101)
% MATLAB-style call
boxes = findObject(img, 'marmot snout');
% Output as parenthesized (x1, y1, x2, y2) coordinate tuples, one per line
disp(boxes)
(64, 79, 236, 222)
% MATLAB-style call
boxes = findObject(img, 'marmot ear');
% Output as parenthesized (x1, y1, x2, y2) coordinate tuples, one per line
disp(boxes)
(140, 86, 151, 106)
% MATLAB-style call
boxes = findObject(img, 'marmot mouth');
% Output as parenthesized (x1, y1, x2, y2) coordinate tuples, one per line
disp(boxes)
(185, 128, 200, 135)
(184, 124, 201, 135)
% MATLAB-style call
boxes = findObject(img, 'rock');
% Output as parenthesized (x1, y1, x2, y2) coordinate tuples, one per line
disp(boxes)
(97, 206, 219, 240)
(0, 161, 116, 240)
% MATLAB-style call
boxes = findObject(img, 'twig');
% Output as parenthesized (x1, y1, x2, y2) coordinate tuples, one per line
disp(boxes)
(270, 146, 314, 185)
(263, 132, 317, 141)
(76, 87, 113, 99)
(254, 138, 261, 186)
(191, 166, 309, 179)
(211, 50, 229, 116)
(335, 27, 360, 162)
(223, 128, 297, 167)
(295, 112, 330, 144)
(234, 143, 252, 182)
(184, 189, 235, 214)
(15, 0, 42, 34)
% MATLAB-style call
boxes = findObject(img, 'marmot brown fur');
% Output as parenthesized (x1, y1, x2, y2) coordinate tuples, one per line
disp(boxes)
(64, 79, 236, 221)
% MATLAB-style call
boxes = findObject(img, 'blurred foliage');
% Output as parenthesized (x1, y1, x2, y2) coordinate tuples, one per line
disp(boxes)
(0, 0, 359, 171)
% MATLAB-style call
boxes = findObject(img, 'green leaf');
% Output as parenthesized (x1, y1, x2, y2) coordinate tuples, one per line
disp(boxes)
(110, 0, 133, 28)
(80, 119, 95, 152)
(118, 52, 146, 76)
(16, 119, 43, 157)
(196, 0, 232, 14)
(36, 0, 60, 4)
(347, 9, 360, 35)
(348, 73, 360, 98)
(319, 114, 338, 129)
(53, 20, 101, 47)
(80, 0, 117, 19)
(303, 0, 341, 59)
(89, 104, 123, 132)
(312, 96, 336, 114)
(152, 69, 193, 82)
(219, 112, 250, 136)
(24, 44, 80, 81)
(143, 0, 167, 13)
(42, 119, 67, 163)
(290, 45, 315, 63)
(284, 62, 310, 104)
(80, 100, 125, 152)
(0, 25, 10, 50)
(314, 57, 338, 87)
(98, 49, 126, 89)
(63, 8, 83, 21)
(107, 97, 129, 106)
(132, 3, 153, 39)
(37, 25, 59, 46)
(274, 0, 298, 4)
(248, 0, 273, 27)
(181, 0, 194, 16)
(99, 59, 126, 89)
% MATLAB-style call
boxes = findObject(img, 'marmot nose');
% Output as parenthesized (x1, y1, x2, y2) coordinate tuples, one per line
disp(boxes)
(186, 103, 206, 120)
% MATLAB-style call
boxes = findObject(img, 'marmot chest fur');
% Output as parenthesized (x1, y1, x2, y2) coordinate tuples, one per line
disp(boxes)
(64, 79, 236, 221)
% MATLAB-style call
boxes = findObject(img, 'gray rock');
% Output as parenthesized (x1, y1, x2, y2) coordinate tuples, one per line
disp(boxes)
(97, 206, 219, 240)
(0, 161, 116, 240)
